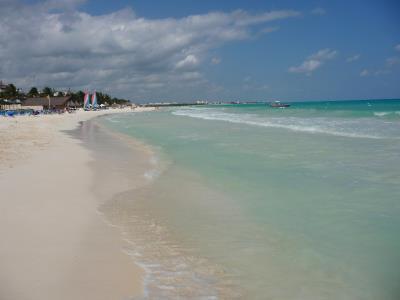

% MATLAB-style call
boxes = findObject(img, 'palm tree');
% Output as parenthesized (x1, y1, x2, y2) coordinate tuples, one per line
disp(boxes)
(42, 86, 53, 96)
(28, 87, 39, 97)
(4, 84, 17, 97)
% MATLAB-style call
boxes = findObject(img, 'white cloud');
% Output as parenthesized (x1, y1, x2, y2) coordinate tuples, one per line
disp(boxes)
(395, 44, 400, 51)
(311, 8, 326, 15)
(346, 54, 360, 62)
(360, 69, 369, 77)
(289, 60, 321, 74)
(233, 10, 301, 26)
(175, 55, 200, 70)
(289, 48, 337, 75)
(0, 1, 300, 100)
(309, 48, 337, 60)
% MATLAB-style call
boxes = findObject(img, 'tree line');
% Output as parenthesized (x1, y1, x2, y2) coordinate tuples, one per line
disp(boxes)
(0, 84, 130, 105)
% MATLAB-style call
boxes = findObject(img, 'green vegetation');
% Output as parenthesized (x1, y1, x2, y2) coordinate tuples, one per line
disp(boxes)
(0, 83, 18, 98)
(68, 90, 130, 105)
(28, 87, 39, 97)
(0, 83, 130, 105)
(42, 87, 53, 96)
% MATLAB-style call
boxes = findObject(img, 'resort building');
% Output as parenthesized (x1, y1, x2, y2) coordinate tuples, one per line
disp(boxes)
(22, 96, 77, 110)
(0, 101, 21, 111)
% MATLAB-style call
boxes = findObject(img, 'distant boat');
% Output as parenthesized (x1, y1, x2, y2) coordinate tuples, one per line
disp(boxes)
(269, 101, 290, 108)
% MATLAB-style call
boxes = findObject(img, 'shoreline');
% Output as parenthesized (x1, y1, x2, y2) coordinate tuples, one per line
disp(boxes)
(0, 108, 153, 300)
(75, 116, 162, 298)
(90, 114, 243, 299)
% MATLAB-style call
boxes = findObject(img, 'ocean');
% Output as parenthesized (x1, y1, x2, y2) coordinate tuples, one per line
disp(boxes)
(90, 99, 400, 299)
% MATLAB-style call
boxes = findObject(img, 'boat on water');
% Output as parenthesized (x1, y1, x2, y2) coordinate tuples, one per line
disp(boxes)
(269, 101, 290, 108)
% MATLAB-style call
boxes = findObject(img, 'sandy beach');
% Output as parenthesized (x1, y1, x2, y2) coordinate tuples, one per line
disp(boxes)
(0, 108, 152, 300)
(1, 1, 398, 298)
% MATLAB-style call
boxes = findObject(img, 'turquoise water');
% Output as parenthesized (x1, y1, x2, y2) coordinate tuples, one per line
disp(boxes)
(101, 100, 400, 299)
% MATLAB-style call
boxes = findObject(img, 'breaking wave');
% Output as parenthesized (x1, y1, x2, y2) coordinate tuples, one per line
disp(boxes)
(173, 108, 400, 139)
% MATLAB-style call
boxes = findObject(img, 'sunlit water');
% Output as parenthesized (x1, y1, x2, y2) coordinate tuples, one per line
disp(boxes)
(98, 100, 400, 299)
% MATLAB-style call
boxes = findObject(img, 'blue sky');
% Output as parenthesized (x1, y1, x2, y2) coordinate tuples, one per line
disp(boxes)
(2, 0, 400, 101)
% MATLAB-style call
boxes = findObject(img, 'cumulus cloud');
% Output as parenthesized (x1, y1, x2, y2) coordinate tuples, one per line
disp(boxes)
(233, 10, 300, 26)
(289, 48, 337, 75)
(395, 44, 400, 51)
(311, 8, 326, 15)
(175, 55, 200, 70)
(0, 1, 300, 100)
(360, 69, 369, 77)
(346, 54, 360, 62)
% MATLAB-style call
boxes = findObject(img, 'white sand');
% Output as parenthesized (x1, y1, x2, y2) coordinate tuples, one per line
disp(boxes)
(0, 108, 153, 300)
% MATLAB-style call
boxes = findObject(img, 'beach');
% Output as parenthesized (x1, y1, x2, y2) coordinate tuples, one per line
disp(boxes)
(1, 0, 398, 297)
(0, 109, 151, 300)
(1, 101, 400, 299)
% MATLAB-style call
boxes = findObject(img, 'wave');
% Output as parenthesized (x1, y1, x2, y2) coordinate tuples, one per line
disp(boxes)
(104, 193, 240, 299)
(173, 108, 400, 139)
(144, 169, 161, 181)
(104, 115, 121, 123)
(372, 111, 400, 118)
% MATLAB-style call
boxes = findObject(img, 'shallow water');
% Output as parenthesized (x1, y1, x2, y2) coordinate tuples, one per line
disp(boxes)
(96, 100, 400, 299)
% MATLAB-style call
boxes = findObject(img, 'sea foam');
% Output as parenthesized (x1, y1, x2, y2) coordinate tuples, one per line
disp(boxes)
(173, 108, 400, 139)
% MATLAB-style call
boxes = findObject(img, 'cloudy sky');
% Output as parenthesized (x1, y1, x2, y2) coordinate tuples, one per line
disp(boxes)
(1, 0, 399, 102)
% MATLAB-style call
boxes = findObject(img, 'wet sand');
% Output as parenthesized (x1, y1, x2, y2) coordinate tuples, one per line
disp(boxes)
(90, 114, 243, 299)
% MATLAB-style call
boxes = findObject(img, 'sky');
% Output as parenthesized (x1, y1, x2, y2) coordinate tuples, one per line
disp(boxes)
(1, 0, 399, 102)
